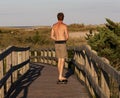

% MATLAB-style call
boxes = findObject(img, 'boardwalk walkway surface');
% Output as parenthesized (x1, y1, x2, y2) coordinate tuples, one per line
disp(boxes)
(6, 62, 90, 98)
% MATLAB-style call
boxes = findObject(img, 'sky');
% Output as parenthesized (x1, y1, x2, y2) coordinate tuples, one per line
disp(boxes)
(0, 0, 120, 26)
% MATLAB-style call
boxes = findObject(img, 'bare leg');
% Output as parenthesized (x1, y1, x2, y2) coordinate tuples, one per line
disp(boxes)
(58, 58, 66, 80)
(57, 58, 61, 78)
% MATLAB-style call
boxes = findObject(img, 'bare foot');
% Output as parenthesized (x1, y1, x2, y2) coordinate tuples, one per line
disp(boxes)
(59, 77, 67, 81)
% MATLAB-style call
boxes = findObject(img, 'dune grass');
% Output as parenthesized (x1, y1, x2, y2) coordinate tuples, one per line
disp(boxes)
(0, 24, 93, 49)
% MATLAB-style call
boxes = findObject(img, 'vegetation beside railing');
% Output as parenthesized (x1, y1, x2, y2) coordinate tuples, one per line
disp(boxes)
(0, 46, 30, 98)
(30, 45, 120, 98)
(86, 18, 120, 71)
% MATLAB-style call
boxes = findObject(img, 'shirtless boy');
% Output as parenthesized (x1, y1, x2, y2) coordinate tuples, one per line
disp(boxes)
(51, 12, 69, 83)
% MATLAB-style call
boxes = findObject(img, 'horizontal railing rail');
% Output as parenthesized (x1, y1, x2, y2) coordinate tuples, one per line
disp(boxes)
(0, 46, 30, 98)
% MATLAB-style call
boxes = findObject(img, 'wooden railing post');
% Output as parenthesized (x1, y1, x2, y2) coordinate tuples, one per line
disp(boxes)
(5, 53, 12, 92)
(18, 52, 22, 76)
(101, 70, 110, 98)
(26, 49, 30, 71)
(48, 49, 52, 64)
(44, 50, 47, 64)
(40, 50, 44, 63)
(52, 49, 56, 66)
(78, 51, 85, 66)
(11, 51, 18, 82)
(34, 51, 37, 62)
(22, 51, 26, 74)
(52, 49, 55, 58)
(90, 61, 98, 97)
(0, 60, 4, 98)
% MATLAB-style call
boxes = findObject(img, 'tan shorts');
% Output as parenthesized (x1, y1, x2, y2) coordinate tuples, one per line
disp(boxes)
(55, 41, 68, 58)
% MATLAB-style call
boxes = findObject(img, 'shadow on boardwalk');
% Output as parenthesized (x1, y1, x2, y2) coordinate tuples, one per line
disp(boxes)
(5, 62, 90, 98)
(5, 63, 44, 98)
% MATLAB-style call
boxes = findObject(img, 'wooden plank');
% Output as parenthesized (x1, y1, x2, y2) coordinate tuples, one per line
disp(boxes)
(11, 63, 90, 98)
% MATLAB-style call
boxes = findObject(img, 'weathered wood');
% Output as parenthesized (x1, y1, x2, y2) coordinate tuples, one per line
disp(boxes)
(6, 54, 12, 92)
(34, 51, 37, 62)
(17, 63, 90, 98)
(0, 46, 30, 98)
(30, 45, 120, 98)
(101, 70, 110, 98)
(22, 51, 26, 74)
(11, 52, 18, 82)
(18, 52, 22, 75)
(72, 45, 120, 98)
(0, 60, 4, 98)
(25, 50, 30, 71)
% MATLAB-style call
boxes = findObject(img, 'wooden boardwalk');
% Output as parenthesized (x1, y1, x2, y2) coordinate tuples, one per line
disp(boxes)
(6, 63, 90, 98)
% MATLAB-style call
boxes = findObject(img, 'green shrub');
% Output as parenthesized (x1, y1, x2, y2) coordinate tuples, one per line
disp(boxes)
(87, 18, 120, 70)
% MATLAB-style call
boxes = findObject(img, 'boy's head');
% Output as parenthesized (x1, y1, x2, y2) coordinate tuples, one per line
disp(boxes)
(57, 12, 64, 21)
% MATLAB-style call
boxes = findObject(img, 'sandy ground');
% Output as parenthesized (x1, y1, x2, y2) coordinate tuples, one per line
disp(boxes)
(69, 31, 89, 38)
(69, 31, 99, 38)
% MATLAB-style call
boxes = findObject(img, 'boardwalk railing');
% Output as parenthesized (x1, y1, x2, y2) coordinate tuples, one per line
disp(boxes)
(30, 45, 120, 98)
(0, 46, 30, 98)
(72, 45, 120, 98)
(30, 48, 58, 66)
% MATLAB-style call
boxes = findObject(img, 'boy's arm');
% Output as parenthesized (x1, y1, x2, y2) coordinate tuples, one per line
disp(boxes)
(64, 25, 69, 40)
(51, 28, 56, 40)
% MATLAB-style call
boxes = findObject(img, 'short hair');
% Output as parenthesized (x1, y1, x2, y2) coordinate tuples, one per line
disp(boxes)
(57, 12, 64, 21)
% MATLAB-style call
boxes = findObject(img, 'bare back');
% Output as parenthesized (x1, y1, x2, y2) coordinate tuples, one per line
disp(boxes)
(51, 21, 69, 41)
